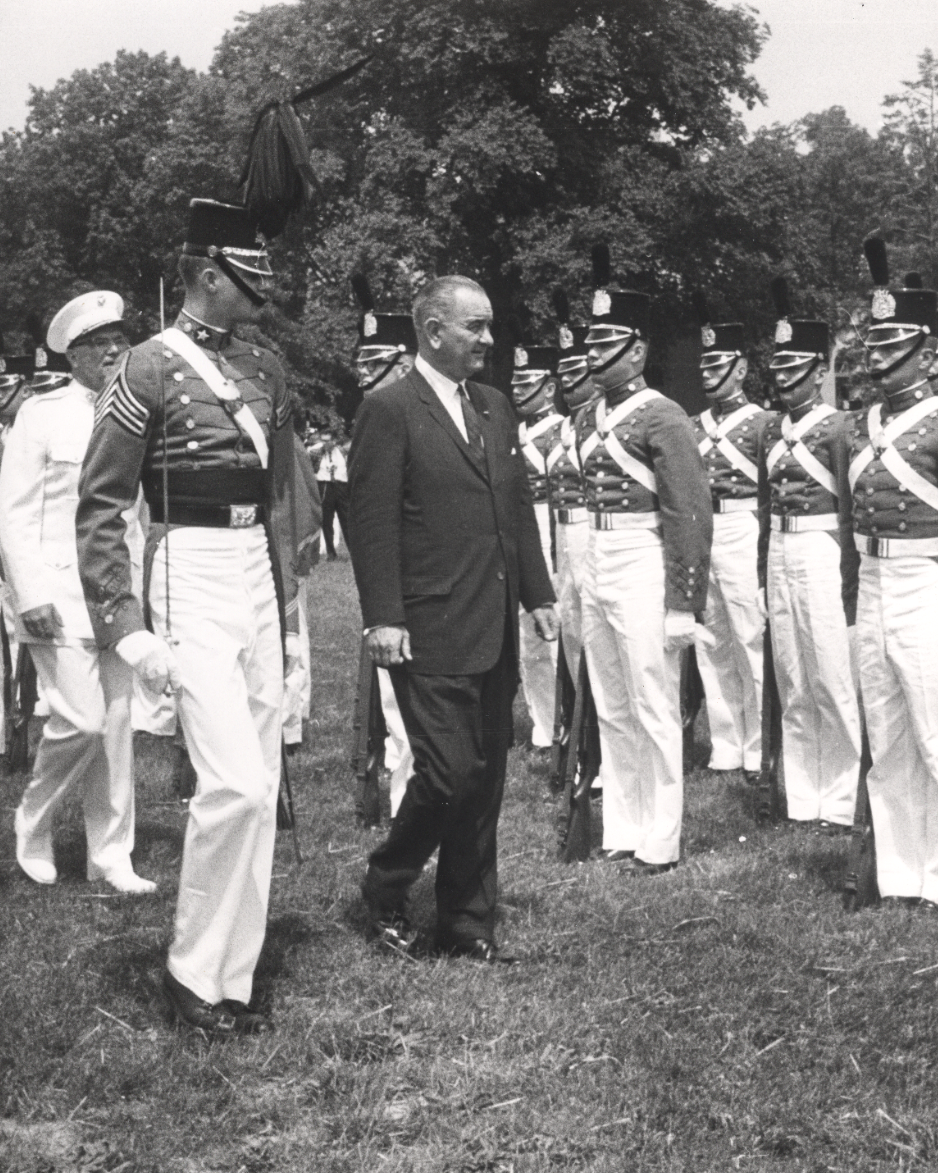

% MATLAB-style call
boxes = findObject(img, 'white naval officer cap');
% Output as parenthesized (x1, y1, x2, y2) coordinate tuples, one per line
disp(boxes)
(46, 290, 125, 353)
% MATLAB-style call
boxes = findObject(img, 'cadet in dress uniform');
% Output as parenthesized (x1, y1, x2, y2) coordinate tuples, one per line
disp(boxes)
(75, 199, 299, 1034)
(578, 247, 712, 871)
(351, 273, 417, 818)
(756, 278, 860, 828)
(0, 292, 156, 894)
(690, 295, 772, 782)
(513, 341, 564, 748)
(547, 289, 596, 676)
(849, 241, 938, 905)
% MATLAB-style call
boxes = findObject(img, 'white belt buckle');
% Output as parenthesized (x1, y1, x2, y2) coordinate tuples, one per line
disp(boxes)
(230, 504, 258, 528)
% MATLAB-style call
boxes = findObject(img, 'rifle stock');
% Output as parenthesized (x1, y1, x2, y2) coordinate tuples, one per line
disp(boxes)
(277, 741, 303, 867)
(549, 643, 575, 793)
(8, 644, 37, 772)
(843, 724, 877, 911)
(351, 636, 383, 827)
(680, 645, 705, 774)
(560, 652, 599, 863)
(756, 625, 784, 823)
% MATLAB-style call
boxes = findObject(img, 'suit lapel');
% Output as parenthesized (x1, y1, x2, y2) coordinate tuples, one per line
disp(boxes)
(409, 369, 490, 482)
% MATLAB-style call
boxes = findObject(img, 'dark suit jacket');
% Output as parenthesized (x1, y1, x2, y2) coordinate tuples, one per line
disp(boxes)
(348, 366, 555, 675)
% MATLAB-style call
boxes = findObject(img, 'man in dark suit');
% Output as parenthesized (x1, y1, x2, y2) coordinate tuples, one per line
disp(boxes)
(348, 275, 558, 962)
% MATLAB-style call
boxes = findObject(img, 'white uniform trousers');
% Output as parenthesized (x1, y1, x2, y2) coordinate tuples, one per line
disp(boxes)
(150, 526, 283, 1006)
(17, 642, 135, 878)
(696, 511, 764, 771)
(518, 500, 558, 747)
(858, 555, 938, 902)
(378, 666, 413, 819)
(767, 530, 860, 824)
(582, 528, 683, 863)
(556, 518, 588, 676)
(282, 577, 311, 746)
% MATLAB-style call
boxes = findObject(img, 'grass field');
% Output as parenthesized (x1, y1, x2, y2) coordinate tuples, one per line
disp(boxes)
(2, 555, 938, 1172)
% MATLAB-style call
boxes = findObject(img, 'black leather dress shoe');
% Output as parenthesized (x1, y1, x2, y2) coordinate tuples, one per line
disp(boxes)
(222, 1000, 274, 1034)
(162, 971, 235, 1035)
(438, 939, 517, 964)
(880, 895, 919, 909)
(599, 848, 635, 862)
(623, 859, 678, 877)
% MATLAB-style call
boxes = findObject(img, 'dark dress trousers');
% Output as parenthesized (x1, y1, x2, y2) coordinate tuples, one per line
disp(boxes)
(348, 366, 555, 945)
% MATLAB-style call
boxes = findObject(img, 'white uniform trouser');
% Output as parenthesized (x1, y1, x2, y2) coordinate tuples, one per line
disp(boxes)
(283, 577, 311, 745)
(582, 528, 682, 863)
(519, 500, 558, 747)
(696, 511, 764, 771)
(150, 526, 283, 1006)
(858, 555, 938, 901)
(378, 667, 413, 819)
(767, 530, 860, 824)
(17, 642, 135, 878)
(556, 519, 588, 675)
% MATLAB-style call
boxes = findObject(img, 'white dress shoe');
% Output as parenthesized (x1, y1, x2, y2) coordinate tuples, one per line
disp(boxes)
(101, 870, 157, 895)
(14, 807, 57, 885)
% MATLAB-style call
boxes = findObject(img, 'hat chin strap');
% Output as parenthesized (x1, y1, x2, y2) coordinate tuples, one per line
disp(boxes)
(869, 332, 926, 382)
(704, 355, 741, 399)
(359, 351, 405, 392)
(589, 333, 638, 377)
(213, 252, 267, 308)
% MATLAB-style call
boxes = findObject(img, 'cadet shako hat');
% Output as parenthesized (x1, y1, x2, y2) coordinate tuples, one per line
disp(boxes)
(352, 273, 417, 359)
(585, 243, 650, 346)
(552, 287, 589, 374)
(183, 200, 272, 278)
(31, 347, 70, 390)
(693, 291, 744, 369)
(768, 277, 829, 370)
(46, 290, 125, 354)
(0, 333, 34, 394)
(864, 237, 938, 341)
(511, 344, 559, 386)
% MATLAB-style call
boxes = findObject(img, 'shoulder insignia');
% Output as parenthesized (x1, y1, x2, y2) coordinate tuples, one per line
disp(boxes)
(94, 359, 150, 437)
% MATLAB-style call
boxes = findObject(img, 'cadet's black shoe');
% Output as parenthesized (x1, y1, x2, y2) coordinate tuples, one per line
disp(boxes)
(222, 1000, 274, 1034)
(598, 848, 635, 862)
(622, 859, 678, 878)
(162, 971, 235, 1036)
(437, 939, 517, 965)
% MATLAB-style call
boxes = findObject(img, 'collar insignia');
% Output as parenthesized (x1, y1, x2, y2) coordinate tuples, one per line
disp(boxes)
(774, 319, 792, 345)
(872, 289, 896, 320)
(593, 289, 611, 317)
(195, 328, 211, 343)
(701, 326, 716, 348)
(363, 312, 378, 338)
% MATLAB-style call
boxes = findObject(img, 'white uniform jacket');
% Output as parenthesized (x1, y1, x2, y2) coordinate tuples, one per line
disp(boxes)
(0, 380, 141, 644)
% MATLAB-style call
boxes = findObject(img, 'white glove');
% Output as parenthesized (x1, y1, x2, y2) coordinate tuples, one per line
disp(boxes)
(284, 632, 303, 681)
(756, 589, 769, 620)
(115, 631, 181, 696)
(663, 610, 697, 652)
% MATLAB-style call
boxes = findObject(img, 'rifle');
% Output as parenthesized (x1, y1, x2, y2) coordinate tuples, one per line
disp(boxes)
(559, 651, 601, 863)
(548, 643, 576, 793)
(277, 741, 303, 867)
(756, 625, 784, 823)
(350, 636, 384, 827)
(8, 643, 38, 772)
(843, 724, 877, 911)
(680, 645, 705, 774)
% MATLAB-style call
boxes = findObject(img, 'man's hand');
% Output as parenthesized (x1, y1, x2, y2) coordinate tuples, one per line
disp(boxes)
(663, 610, 697, 652)
(115, 631, 181, 696)
(21, 604, 64, 640)
(531, 604, 560, 642)
(366, 624, 412, 667)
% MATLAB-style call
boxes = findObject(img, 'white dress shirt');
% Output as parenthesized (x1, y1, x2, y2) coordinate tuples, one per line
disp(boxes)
(315, 447, 348, 483)
(415, 354, 468, 442)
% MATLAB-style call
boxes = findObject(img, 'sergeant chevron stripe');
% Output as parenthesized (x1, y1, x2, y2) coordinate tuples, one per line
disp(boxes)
(94, 367, 150, 437)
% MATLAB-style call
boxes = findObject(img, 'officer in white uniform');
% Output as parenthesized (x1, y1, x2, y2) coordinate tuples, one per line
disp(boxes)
(351, 273, 418, 816)
(578, 248, 713, 872)
(849, 241, 938, 905)
(690, 296, 773, 782)
(512, 342, 564, 747)
(0, 292, 156, 894)
(756, 278, 860, 828)
(76, 199, 299, 1034)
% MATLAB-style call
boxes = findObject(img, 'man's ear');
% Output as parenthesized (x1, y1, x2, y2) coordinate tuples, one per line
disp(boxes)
(918, 340, 937, 373)
(423, 317, 444, 350)
(814, 363, 829, 387)
(734, 358, 749, 384)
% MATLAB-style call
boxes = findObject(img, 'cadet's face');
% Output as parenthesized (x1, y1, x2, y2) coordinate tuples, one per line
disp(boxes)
(866, 329, 920, 383)
(587, 337, 643, 390)
(215, 267, 269, 325)
(701, 356, 736, 398)
(428, 288, 493, 382)
(774, 360, 823, 411)
(356, 351, 414, 394)
(511, 374, 552, 415)
(67, 325, 129, 393)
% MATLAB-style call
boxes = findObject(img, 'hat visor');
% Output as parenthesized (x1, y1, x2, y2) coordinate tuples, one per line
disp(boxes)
(865, 323, 925, 346)
(511, 370, 551, 387)
(357, 345, 404, 361)
(585, 325, 634, 346)
(557, 356, 588, 376)
(699, 352, 738, 371)
(769, 352, 819, 371)
(222, 250, 273, 278)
